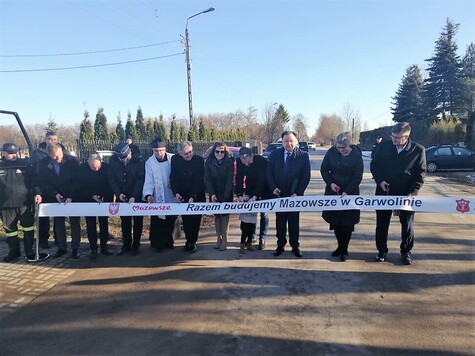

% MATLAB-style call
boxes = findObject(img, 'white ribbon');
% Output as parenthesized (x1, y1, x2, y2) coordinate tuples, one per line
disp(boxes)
(38, 195, 475, 217)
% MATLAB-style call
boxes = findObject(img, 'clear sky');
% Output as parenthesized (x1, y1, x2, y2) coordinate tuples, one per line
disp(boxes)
(1, 0, 474, 136)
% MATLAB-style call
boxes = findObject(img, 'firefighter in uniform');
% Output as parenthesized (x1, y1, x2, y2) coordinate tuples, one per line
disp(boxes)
(0, 143, 36, 262)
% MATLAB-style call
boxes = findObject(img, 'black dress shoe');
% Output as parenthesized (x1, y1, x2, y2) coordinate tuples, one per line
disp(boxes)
(340, 254, 348, 262)
(273, 248, 284, 256)
(117, 247, 131, 256)
(401, 253, 412, 265)
(376, 252, 387, 262)
(71, 250, 80, 259)
(89, 249, 97, 260)
(166, 242, 175, 249)
(189, 243, 198, 253)
(183, 243, 190, 252)
(3, 253, 21, 262)
(54, 249, 67, 258)
(331, 248, 341, 257)
(292, 248, 303, 258)
(131, 247, 140, 256)
(100, 248, 113, 256)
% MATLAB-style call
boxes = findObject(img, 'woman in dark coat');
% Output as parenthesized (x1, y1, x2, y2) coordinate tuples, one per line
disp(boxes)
(204, 142, 234, 251)
(320, 132, 363, 261)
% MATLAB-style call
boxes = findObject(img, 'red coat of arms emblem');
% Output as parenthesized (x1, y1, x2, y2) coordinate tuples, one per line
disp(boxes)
(109, 203, 120, 215)
(455, 199, 470, 213)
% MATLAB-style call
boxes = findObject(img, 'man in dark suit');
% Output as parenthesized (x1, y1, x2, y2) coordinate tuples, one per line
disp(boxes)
(108, 142, 145, 256)
(266, 131, 311, 258)
(35, 142, 81, 259)
(370, 122, 426, 265)
(170, 141, 206, 253)
(78, 154, 114, 260)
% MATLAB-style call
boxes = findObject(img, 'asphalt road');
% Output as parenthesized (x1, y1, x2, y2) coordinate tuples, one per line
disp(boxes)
(0, 147, 474, 355)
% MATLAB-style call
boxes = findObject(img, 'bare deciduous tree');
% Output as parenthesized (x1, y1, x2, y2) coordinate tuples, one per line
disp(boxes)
(292, 113, 309, 141)
(341, 102, 361, 143)
(315, 114, 345, 145)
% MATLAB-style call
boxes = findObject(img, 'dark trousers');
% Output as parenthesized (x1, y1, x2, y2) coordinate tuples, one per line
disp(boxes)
(120, 216, 143, 250)
(1, 207, 35, 255)
(275, 211, 300, 249)
(38, 217, 57, 245)
(54, 216, 81, 251)
(241, 221, 256, 244)
(376, 210, 415, 254)
(149, 215, 177, 249)
(182, 214, 201, 244)
(333, 226, 354, 255)
(85, 216, 109, 251)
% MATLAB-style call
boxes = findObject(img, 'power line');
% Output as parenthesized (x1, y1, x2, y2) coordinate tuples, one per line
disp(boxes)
(0, 40, 181, 58)
(0, 52, 184, 73)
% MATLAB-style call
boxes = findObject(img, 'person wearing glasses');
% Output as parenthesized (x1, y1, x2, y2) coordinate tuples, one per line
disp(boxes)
(108, 142, 145, 256)
(143, 138, 177, 252)
(204, 142, 234, 251)
(170, 141, 205, 253)
(320, 132, 363, 262)
(370, 122, 426, 265)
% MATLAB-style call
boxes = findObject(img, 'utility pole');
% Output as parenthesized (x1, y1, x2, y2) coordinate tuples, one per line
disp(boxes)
(184, 7, 215, 128)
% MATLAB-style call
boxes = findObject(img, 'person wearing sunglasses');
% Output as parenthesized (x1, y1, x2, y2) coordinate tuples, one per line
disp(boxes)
(370, 122, 426, 265)
(204, 142, 235, 251)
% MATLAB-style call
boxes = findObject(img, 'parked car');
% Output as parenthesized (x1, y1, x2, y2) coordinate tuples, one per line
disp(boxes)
(262, 143, 281, 160)
(425, 145, 475, 172)
(307, 142, 317, 151)
(298, 141, 309, 152)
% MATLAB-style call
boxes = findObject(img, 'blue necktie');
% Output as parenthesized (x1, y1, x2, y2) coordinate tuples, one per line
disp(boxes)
(285, 152, 291, 170)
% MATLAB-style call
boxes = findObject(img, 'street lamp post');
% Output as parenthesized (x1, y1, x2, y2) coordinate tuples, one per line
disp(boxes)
(184, 7, 215, 128)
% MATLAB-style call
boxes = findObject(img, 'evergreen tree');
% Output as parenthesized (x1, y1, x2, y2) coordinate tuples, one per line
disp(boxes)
(145, 119, 154, 141)
(179, 125, 187, 141)
(170, 116, 180, 143)
(424, 18, 465, 121)
(94, 108, 109, 141)
(125, 112, 137, 141)
(79, 110, 94, 141)
(188, 121, 199, 141)
(115, 112, 125, 142)
(44, 116, 58, 133)
(391, 65, 425, 122)
(135, 106, 146, 141)
(462, 43, 475, 146)
(271, 104, 291, 140)
(157, 116, 168, 141)
(198, 118, 211, 141)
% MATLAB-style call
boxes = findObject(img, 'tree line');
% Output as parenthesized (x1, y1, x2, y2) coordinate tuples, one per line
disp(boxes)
(391, 18, 474, 147)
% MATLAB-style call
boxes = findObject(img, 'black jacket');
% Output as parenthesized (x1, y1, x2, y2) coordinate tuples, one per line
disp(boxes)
(266, 147, 311, 197)
(0, 158, 36, 208)
(107, 155, 145, 201)
(77, 162, 114, 203)
(36, 154, 80, 203)
(170, 154, 206, 202)
(370, 139, 426, 196)
(204, 155, 234, 203)
(235, 155, 272, 200)
(320, 145, 363, 226)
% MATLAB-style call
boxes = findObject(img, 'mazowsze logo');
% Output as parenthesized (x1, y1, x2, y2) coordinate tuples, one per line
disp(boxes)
(109, 203, 120, 215)
(455, 199, 470, 213)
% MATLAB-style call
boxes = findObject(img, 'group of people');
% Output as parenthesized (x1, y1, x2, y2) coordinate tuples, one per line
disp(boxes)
(0, 122, 426, 266)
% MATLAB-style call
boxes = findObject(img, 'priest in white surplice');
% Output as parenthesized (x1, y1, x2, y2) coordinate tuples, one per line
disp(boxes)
(143, 137, 178, 251)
